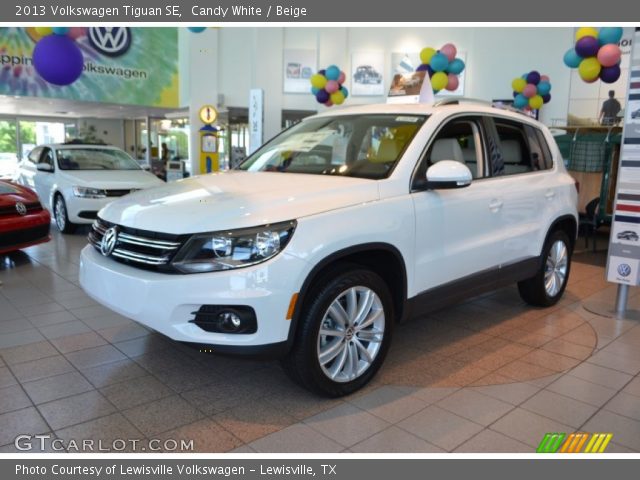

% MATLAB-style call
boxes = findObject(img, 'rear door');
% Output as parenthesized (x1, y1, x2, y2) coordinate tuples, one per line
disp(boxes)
(33, 147, 56, 209)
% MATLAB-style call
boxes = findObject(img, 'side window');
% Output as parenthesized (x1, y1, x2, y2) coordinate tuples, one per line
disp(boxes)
(40, 148, 54, 168)
(494, 120, 531, 176)
(413, 117, 485, 189)
(27, 147, 43, 164)
(534, 128, 554, 170)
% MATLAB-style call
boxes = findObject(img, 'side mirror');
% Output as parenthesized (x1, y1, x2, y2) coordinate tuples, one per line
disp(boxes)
(425, 160, 472, 189)
(36, 163, 53, 173)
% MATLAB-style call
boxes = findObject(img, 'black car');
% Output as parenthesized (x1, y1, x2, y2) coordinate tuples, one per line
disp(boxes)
(353, 65, 382, 85)
(617, 230, 639, 241)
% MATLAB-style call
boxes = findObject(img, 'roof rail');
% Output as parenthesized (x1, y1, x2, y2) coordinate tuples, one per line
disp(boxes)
(433, 97, 493, 107)
(491, 103, 536, 118)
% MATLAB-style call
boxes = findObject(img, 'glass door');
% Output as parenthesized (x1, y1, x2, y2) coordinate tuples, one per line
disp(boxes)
(0, 119, 18, 178)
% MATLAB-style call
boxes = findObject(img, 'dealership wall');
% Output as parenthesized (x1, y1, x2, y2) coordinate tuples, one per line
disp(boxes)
(202, 27, 574, 137)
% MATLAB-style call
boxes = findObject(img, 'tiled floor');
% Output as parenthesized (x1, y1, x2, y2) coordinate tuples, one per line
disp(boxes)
(1, 228, 640, 453)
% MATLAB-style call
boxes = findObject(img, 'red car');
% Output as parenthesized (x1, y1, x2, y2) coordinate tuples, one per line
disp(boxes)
(0, 180, 51, 254)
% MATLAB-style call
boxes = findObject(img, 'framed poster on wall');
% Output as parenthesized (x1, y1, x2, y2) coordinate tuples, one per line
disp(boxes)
(351, 52, 385, 96)
(283, 49, 317, 93)
(390, 51, 467, 97)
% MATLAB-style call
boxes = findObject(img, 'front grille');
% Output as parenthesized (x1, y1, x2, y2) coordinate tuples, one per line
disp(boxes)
(0, 224, 50, 249)
(78, 211, 98, 220)
(0, 201, 43, 217)
(105, 189, 137, 197)
(88, 218, 186, 272)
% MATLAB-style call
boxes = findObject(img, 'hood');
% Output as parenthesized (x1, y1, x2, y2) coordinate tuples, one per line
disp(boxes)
(59, 169, 163, 189)
(99, 171, 379, 234)
(0, 180, 38, 206)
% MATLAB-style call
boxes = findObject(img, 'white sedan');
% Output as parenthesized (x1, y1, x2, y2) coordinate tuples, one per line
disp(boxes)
(16, 144, 164, 233)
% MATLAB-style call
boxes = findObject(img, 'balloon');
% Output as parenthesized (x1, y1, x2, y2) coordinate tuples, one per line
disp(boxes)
(575, 36, 600, 58)
(578, 56, 601, 82)
(537, 81, 551, 96)
(33, 35, 83, 86)
(311, 87, 320, 95)
(445, 73, 459, 91)
(325, 80, 340, 94)
(188, 27, 206, 33)
(310, 73, 327, 89)
(514, 94, 529, 109)
(431, 71, 448, 91)
(318, 69, 326, 76)
(600, 64, 621, 83)
(540, 75, 550, 83)
(68, 27, 87, 40)
(430, 53, 449, 72)
(52, 27, 70, 36)
(324, 100, 333, 107)
(527, 71, 541, 85)
(598, 27, 623, 46)
(416, 63, 429, 72)
(440, 43, 457, 62)
(576, 27, 599, 41)
(325, 65, 340, 81)
(542, 94, 552, 104)
(337, 71, 346, 84)
(340, 86, 349, 98)
(522, 84, 537, 98)
(512, 77, 527, 93)
(315, 89, 330, 104)
(420, 47, 436, 65)
(330, 90, 345, 105)
(35, 27, 53, 37)
(448, 58, 465, 75)
(597, 44, 622, 67)
(564, 48, 583, 68)
(529, 95, 544, 110)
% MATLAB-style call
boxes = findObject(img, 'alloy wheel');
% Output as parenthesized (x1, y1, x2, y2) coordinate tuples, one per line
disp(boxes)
(544, 239, 568, 297)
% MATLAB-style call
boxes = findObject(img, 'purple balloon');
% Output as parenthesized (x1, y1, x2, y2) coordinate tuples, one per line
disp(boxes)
(526, 71, 541, 85)
(416, 63, 429, 72)
(600, 64, 621, 84)
(33, 35, 83, 86)
(575, 36, 599, 58)
(542, 94, 551, 104)
(318, 69, 326, 76)
(315, 89, 330, 104)
(427, 65, 434, 77)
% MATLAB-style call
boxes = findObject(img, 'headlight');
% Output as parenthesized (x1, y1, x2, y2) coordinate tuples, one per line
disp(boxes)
(171, 220, 297, 274)
(73, 186, 107, 199)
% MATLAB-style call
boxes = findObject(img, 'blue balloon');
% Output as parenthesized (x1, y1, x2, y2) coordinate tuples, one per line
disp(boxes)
(447, 58, 465, 75)
(563, 48, 582, 68)
(537, 81, 551, 96)
(188, 27, 206, 33)
(316, 89, 330, 104)
(430, 53, 449, 72)
(325, 65, 340, 81)
(340, 86, 349, 98)
(542, 94, 551, 104)
(311, 87, 320, 95)
(598, 27, 623, 46)
(33, 35, 83, 86)
(513, 94, 529, 109)
(52, 27, 70, 35)
(527, 71, 541, 85)
(416, 63, 429, 72)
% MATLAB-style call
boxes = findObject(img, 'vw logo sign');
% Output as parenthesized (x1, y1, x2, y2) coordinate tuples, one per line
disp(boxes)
(15, 202, 27, 216)
(100, 227, 118, 257)
(88, 27, 132, 57)
(617, 263, 632, 278)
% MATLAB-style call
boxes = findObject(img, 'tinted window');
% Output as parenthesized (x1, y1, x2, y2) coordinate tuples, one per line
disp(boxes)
(534, 128, 554, 170)
(492, 119, 551, 176)
(41, 148, 54, 168)
(56, 148, 141, 170)
(27, 147, 42, 164)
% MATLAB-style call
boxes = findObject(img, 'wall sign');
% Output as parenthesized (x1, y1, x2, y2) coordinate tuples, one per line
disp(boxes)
(249, 88, 264, 154)
(283, 49, 316, 93)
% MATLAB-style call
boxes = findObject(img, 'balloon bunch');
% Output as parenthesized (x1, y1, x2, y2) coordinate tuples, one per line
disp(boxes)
(32, 27, 84, 86)
(310, 65, 349, 107)
(564, 27, 624, 84)
(415, 43, 465, 93)
(511, 71, 552, 110)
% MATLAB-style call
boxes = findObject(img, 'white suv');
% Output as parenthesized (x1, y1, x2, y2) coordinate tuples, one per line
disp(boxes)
(80, 100, 578, 396)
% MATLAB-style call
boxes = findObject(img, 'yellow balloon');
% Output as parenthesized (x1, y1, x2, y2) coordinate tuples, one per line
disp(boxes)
(529, 95, 544, 110)
(578, 56, 601, 82)
(420, 47, 436, 65)
(330, 91, 345, 105)
(35, 27, 53, 36)
(310, 74, 327, 89)
(512, 78, 527, 93)
(431, 71, 448, 91)
(576, 27, 599, 41)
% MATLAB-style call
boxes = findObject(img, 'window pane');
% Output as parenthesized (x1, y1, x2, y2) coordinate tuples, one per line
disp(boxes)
(0, 120, 18, 178)
(495, 120, 532, 176)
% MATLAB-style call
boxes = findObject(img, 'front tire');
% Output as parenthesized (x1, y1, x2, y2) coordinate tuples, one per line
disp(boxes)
(282, 265, 394, 397)
(518, 230, 572, 307)
(54, 194, 76, 234)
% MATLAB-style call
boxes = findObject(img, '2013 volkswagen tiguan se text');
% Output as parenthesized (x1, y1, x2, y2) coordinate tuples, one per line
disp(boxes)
(80, 100, 578, 396)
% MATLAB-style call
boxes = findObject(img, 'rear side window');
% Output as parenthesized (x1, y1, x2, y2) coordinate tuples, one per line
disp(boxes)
(533, 128, 554, 170)
(491, 118, 553, 176)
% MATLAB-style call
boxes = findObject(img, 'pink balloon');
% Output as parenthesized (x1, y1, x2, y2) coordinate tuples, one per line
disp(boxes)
(445, 73, 459, 91)
(337, 71, 346, 84)
(522, 83, 537, 98)
(540, 75, 550, 82)
(325, 80, 340, 94)
(440, 43, 457, 62)
(597, 44, 622, 68)
(68, 27, 87, 40)
(324, 100, 333, 107)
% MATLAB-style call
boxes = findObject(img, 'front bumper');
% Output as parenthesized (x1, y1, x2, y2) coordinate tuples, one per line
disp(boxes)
(79, 245, 308, 354)
(0, 211, 51, 254)
(66, 196, 114, 224)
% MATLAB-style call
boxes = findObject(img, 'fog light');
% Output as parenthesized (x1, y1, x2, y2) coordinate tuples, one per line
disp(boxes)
(219, 311, 242, 331)
(190, 305, 257, 334)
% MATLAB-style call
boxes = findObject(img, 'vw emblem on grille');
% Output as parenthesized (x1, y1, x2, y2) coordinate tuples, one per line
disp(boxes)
(88, 27, 131, 57)
(617, 263, 632, 278)
(15, 202, 27, 216)
(100, 227, 118, 257)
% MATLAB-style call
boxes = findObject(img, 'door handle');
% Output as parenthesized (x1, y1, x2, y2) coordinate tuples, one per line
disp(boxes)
(545, 190, 556, 200)
(489, 199, 503, 211)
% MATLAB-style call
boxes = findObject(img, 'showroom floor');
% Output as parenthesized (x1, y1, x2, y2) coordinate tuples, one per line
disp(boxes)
(1, 229, 640, 453)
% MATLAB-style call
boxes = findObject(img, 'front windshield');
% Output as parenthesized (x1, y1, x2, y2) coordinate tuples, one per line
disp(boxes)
(56, 148, 141, 171)
(238, 114, 427, 179)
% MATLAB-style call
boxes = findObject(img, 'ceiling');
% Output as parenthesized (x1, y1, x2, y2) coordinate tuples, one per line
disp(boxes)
(0, 95, 188, 120)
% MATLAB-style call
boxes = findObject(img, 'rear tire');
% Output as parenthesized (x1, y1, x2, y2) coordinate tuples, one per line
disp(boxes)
(282, 264, 394, 397)
(518, 230, 572, 307)
(54, 194, 76, 234)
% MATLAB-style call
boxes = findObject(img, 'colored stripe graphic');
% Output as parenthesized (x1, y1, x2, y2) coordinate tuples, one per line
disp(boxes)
(614, 215, 640, 224)
(584, 433, 614, 453)
(537, 433, 566, 453)
(538, 433, 613, 453)
(616, 204, 640, 213)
